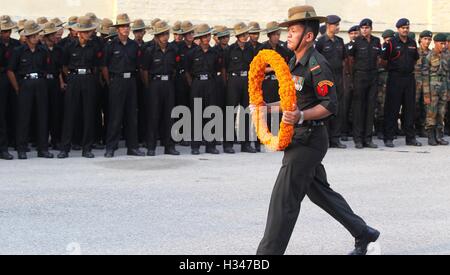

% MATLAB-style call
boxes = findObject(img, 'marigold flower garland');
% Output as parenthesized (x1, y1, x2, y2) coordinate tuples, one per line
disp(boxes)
(248, 49, 297, 151)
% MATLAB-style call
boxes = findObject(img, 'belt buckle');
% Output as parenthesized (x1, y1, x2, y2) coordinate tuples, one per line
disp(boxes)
(161, 75, 169, 81)
(123, 72, 131, 79)
(47, 74, 54, 80)
(29, 73, 39, 79)
(78, 69, 87, 75)
(240, 71, 248, 77)
(200, 74, 208, 81)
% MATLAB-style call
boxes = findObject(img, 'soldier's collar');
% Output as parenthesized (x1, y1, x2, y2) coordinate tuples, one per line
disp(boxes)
(298, 46, 314, 66)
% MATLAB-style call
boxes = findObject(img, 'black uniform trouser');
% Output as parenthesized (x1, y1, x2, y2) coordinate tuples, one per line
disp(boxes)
(257, 126, 367, 255)
(175, 72, 190, 108)
(352, 70, 378, 144)
(326, 71, 344, 143)
(94, 77, 107, 145)
(383, 73, 416, 141)
(0, 73, 9, 151)
(191, 78, 217, 149)
(136, 75, 146, 144)
(60, 74, 96, 152)
(146, 79, 175, 150)
(342, 73, 354, 136)
(47, 78, 63, 146)
(106, 77, 139, 151)
(16, 79, 49, 153)
(224, 75, 251, 148)
(6, 77, 17, 147)
(216, 76, 227, 141)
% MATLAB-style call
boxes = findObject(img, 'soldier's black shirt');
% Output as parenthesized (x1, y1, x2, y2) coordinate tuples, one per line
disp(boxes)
(249, 41, 263, 55)
(44, 44, 64, 75)
(0, 43, 5, 71)
(347, 35, 381, 71)
(290, 46, 337, 116)
(382, 35, 419, 74)
(58, 35, 77, 49)
(315, 34, 346, 72)
(62, 39, 102, 70)
(177, 41, 198, 71)
(224, 42, 254, 73)
(141, 42, 177, 75)
(8, 44, 48, 76)
(103, 38, 141, 74)
(185, 46, 223, 76)
(1, 38, 21, 66)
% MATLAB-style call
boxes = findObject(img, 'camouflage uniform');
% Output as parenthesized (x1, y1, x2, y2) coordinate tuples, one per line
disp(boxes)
(414, 47, 430, 135)
(376, 67, 388, 137)
(422, 48, 449, 144)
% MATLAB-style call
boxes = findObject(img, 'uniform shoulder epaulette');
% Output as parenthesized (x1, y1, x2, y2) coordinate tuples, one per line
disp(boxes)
(309, 54, 321, 75)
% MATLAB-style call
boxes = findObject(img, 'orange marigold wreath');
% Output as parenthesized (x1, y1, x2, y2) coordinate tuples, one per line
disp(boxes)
(248, 49, 297, 151)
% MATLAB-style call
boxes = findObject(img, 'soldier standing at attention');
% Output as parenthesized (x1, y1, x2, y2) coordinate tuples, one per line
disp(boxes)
(248, 22, 263, 53)
(382, 18, 422, 148)
(223, 22, 257, 154)
(422, 33, 449, 146)
(102, 14, 145, 158)
(342, 25, 360, 141)
(141, 21, 180, 157)
(171, 21, 183, 45)
(57, 17, 102, 159)
(186, 24, 225, 155)
(315, 15, 347, 149)
(131, 19, 149, 146)
(347, 19, 381, 149)
(7, 21, 53, 160)
(375, 29, 395, 140)
(256, 5, 379, 255)
(41, 22, 65, 151)
(414, 30, 433, 138)
(59, 16, 79, 49)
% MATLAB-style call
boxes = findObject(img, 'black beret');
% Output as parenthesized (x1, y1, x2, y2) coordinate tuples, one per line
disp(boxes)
(433, 33, 447, 42)
(419, 30, 433, 38)
(348, 25, 359, 33)
(359, 18, 372, 28)
(382, 29, 395, 38)
(326, 15, 341, 25)
(396, 18, 410, 28)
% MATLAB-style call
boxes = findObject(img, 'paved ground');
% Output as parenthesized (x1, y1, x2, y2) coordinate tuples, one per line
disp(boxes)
(1, 137, 450, 255)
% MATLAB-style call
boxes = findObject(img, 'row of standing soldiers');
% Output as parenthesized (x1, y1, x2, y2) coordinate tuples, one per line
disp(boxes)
(316, 16, 449, 149)
(0, 13, 294, 160)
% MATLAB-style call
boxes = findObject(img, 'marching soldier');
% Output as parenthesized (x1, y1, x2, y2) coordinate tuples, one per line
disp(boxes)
(223, 22, 257, 154)
(414, 30, 433, 138)
(422, 33, 449, 146)
(256, 5, 379, 255)
(141, 21, 180, 156)
(316, 15, 347, 149)
(382, 18, 422, 147)
(186, 24, 225, 155)
(375, 29, 395, 140)
(41, 22, 65, 150)
(102, 14, 145, 158)
(57, 16, 102, 159)
(7, 21, 53, 159)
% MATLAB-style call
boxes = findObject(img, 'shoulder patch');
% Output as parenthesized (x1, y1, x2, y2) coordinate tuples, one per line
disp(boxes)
(317, 80, 334, 97)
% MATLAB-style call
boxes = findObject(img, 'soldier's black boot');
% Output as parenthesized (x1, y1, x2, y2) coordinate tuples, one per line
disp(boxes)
(38, 151, 54, 159)
(57, 151, 69, 159)
(436, 128, 449, 145)
(428, 128, 438, 146)
(349, 226, 380, 255)
(165, 146, 181, 156)
(0, 151, 14, 160)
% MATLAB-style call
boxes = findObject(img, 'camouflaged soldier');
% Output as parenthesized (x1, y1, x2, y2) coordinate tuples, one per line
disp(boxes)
(422, 33, 449, 146)
(414, 30, 433, 138)
(375, 29, 395, 140)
